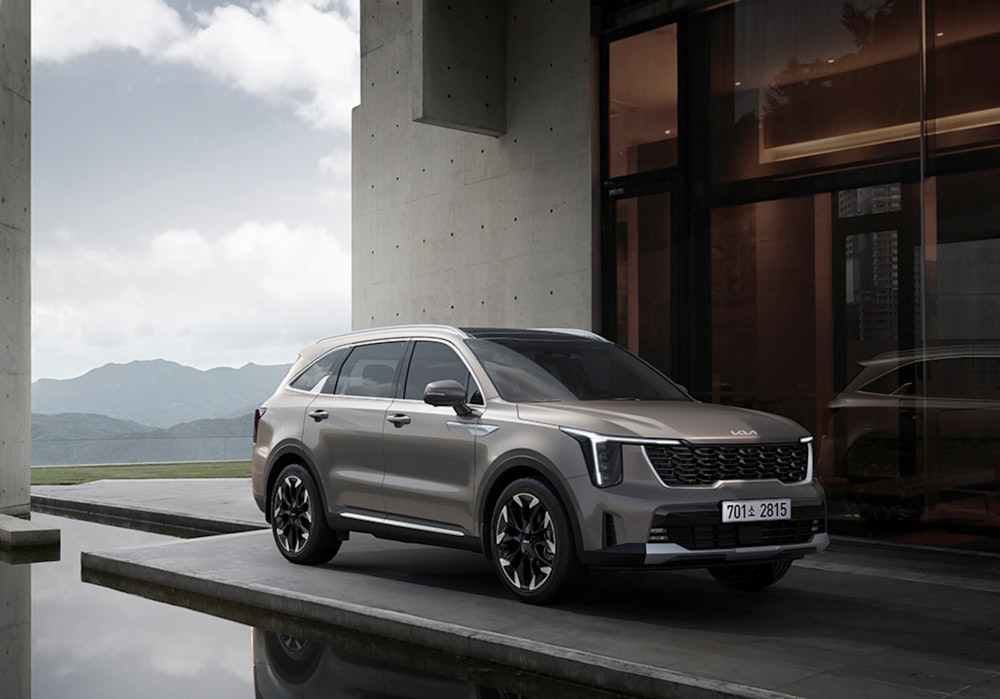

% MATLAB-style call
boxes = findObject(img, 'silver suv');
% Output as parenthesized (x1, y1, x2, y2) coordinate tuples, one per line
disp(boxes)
(252, 326, 828, 604)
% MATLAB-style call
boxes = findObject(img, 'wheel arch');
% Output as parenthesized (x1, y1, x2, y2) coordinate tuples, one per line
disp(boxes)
(263, 443, 327, 524)
(477, 457, 584, 562)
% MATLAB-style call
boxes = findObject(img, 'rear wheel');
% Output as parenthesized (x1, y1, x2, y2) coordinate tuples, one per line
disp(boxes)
(490, 478, 582, 605)
(270, 463, 341, 565)
(708, 561, 792, 589)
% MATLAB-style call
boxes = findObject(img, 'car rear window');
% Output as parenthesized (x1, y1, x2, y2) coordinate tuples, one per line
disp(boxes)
(466, 337, 690, 403)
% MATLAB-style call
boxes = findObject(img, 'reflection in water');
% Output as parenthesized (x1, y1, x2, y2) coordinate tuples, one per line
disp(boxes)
(29, 513, 253, 699)
(0, 557, 31, 699)
(253, 629, 526, 699)
(27, 514, 623, 698)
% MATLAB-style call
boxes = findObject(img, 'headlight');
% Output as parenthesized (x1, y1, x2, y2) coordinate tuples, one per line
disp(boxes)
(800, 435, 814, 480)
(561, 427, 624, 488)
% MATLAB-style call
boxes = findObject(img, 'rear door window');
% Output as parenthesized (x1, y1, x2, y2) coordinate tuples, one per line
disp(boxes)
(333, 342, 406, 398)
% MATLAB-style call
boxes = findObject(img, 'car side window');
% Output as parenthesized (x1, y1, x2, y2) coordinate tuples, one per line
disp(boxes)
(859, 368, 912, 396)
(925, 357, 1000, 401)
(333, 342, 406, 398)
(289, 347, 349, 392)
(403, 341, 481, 404)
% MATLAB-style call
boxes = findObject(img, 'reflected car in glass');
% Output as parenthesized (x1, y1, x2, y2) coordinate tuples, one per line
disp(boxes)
(819, 346, 1000, 524)
(252, 326, 828, 604)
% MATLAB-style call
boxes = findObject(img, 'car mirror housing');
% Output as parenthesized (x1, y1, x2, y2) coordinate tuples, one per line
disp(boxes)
(424, 379, 473, 415)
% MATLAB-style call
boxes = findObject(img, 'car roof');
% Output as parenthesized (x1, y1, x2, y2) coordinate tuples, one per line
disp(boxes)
(461, 327, 609, 342)
(313, 325, 607, 345)
(287, 325, 609, 380)
(302, 324, 605, 358)
(844, 344, 1000, 391)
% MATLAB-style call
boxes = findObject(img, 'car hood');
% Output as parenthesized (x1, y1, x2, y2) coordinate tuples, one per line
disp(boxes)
(516, 400, 808, 443)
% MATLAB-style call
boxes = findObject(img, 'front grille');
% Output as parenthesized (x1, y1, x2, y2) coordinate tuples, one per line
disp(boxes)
(649, 520, 822, 550)
(644, 442, 808, 486)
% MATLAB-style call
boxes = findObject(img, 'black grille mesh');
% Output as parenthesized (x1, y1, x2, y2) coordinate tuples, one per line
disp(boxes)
(652, 520, 821, 550)
(644, 442, 808, 486)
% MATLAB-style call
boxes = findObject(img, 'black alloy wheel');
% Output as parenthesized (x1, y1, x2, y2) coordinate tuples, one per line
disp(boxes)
(490, 478, 581, 604)
(708, 560, 792, 589)
(270, 463, 341, 565)
(263, 631, 324, 686)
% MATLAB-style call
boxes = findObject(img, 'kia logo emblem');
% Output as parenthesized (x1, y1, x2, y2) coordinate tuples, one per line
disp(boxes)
(730, 429, 758, 436)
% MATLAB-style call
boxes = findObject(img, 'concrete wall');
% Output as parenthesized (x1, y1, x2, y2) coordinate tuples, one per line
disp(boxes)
(0, 0, 31, 517)
(412, 0, 507, 136)
(352, 0, 597, 331)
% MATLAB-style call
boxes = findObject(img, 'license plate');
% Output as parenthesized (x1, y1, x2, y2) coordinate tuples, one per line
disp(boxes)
(721, 499, 791, 523)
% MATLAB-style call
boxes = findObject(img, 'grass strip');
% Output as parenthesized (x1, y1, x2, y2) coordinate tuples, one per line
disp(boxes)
(31, 461, 252, 486)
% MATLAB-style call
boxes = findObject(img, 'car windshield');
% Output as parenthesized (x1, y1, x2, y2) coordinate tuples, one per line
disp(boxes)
(466, 337, 690, 403)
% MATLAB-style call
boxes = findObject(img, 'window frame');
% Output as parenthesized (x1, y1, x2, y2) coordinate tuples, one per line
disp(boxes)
(399, 339, 486, 407)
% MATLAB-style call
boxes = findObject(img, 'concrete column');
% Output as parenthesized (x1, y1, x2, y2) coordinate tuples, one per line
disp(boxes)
(0, 562, 30, 699)
(0, 0, 32, 517)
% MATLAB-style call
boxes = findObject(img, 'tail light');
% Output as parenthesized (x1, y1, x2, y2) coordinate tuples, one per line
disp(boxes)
(253, 407, 267, 443)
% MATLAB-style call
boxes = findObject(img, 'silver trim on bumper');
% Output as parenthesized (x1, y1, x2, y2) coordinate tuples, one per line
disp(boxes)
(643, 533, 830, 565)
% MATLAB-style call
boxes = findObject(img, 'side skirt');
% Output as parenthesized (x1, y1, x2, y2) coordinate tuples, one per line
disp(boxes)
(331, 509, 484, 554)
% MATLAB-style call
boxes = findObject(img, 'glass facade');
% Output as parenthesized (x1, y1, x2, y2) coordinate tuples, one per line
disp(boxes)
(601, 0, 1000, 549)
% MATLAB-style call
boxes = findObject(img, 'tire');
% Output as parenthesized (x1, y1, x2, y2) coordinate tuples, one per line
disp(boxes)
(270, 462, 341, 565)
(708, 560, 792, 590)
(263, 631, 323, 686)
(489, 478, 582, 605)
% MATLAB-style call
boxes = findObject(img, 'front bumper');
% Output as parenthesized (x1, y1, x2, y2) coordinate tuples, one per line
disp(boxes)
(578, 532, 829, 568)
(574, 495, 828, 568)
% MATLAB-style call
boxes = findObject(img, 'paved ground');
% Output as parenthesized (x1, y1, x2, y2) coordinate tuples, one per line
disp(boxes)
(28, 479, 1000, 699)
(32, 478, 266, 536)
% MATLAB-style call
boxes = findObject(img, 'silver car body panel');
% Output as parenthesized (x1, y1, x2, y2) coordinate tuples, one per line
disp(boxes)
(252, 325, 828, 570)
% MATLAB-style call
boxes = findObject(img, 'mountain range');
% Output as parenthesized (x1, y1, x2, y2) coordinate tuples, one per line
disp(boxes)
(32, 359, 291, 428)
(31, 360, 292, 465)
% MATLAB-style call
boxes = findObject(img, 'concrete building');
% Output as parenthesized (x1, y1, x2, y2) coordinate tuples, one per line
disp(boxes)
(1, 4, 32, 695)
(353, 0, 1000, 549)
(0, 0, 31, 518)
(352, 0, 597, 333)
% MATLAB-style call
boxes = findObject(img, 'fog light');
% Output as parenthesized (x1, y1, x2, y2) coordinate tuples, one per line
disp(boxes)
(649, 526, 670, 543)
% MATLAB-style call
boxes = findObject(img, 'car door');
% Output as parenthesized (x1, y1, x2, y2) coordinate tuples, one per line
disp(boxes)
(301, 340, 406, 516)
(381, 340, 482, 534)
(921, 355, 1000, 497)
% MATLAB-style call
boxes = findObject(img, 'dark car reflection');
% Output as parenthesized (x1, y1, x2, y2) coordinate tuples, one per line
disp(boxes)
(819, 347, 1000, 526)
(253, 629, 524, 699)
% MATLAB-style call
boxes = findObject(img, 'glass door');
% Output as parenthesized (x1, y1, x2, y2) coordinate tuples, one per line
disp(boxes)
(608, 189, 674, 374)
(601, 18, 681, 377)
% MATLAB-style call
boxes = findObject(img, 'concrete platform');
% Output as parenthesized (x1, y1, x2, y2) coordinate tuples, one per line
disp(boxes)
(0, 513, 60, 549)
(33, 479, 1000, 699)
(32, 478, 266, 537)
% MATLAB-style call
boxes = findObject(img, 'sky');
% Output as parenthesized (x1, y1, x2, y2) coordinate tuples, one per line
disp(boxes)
(31, 0, 360, 380)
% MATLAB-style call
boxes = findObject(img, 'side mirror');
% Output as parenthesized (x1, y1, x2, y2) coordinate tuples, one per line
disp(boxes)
(424, 379, 473, 416)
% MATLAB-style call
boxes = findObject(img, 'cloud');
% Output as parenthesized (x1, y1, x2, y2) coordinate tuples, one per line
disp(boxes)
(32, 0, 360, 131)
(32, 221, 352, 379)
(32, 0, 186, 61)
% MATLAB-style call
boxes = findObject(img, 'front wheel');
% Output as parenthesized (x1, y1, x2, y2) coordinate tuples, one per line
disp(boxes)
(270, 463, 341, 565)
(490, 478, 582, 605)
(708, 560, 792, 589)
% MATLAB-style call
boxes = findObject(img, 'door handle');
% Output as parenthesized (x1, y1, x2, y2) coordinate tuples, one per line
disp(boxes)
(387, 413, 411, 427)
(308, 409, 329, 422)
